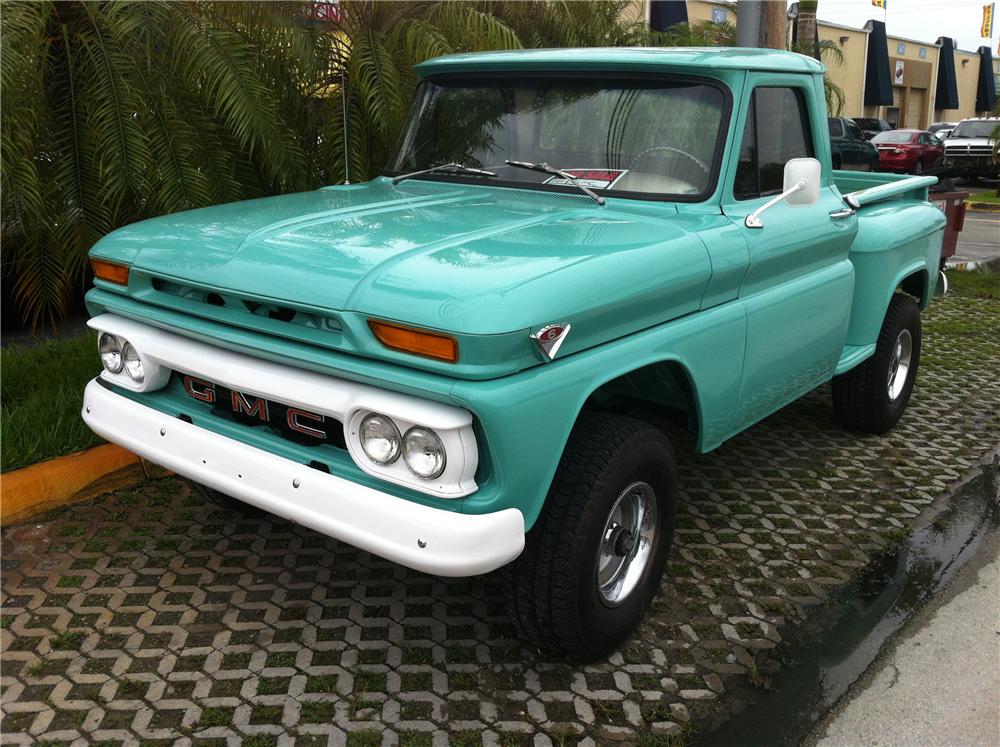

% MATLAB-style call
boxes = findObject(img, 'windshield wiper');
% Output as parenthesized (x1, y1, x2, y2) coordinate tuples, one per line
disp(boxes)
(391, 162, 496, 185)
(505, 160, 606, 205)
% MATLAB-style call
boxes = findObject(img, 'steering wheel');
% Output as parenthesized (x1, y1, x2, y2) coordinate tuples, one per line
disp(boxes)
(626, 145, 710, 175)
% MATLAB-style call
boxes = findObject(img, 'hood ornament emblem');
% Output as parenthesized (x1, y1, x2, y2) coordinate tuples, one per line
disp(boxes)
(531, 323, 571, 361)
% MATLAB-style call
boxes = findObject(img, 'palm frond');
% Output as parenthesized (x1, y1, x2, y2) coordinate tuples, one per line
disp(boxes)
(4, 0, 670, 328)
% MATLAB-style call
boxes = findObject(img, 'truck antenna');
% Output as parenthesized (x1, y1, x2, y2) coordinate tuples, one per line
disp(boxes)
(341, 69, 350, 185)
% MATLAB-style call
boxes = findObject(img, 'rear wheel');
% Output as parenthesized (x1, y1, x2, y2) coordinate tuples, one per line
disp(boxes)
(504, 413, 678, 661)
(914, 160, 924, 175)
(832, 294, 921, 433)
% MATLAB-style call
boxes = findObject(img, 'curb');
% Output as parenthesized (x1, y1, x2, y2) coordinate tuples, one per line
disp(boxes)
(966, 202, 1000, 212)
(0, 445, 168, 526)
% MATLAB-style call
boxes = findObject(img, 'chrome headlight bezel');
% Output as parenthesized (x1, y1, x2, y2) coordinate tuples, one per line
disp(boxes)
(346, 408, 477, 498)
(98, 333, 124, 374)
(402, 426, 446, 479)
(92, 328, 169, 393)
(122, 342, 145, 383)
(359, 412, 402, 465)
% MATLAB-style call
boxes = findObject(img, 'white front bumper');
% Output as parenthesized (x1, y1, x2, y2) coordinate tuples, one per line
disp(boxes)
(82, 380, 524, 576)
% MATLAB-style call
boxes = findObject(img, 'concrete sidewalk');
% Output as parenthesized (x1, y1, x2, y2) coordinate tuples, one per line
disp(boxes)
(811, 530, 1000, 746)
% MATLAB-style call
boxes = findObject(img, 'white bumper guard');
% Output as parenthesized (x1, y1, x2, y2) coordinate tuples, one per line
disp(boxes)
(81, 316, 524, 577)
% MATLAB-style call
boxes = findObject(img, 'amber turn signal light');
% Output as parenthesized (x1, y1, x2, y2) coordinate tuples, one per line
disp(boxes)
(91, 259, 130, 286)
(368, 320, 458, 363)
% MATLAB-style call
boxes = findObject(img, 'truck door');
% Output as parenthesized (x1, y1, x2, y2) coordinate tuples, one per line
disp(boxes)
(722, 79, 858, 432)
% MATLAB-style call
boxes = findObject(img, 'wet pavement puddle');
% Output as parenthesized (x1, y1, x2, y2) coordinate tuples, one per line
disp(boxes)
(698, 456, 1000, 746)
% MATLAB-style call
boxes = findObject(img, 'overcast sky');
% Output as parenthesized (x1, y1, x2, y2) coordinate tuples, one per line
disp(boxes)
(799, 0, 998, 52)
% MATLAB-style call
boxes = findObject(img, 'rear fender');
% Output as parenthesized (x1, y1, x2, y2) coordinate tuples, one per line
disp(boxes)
(844, 201, 944, 348)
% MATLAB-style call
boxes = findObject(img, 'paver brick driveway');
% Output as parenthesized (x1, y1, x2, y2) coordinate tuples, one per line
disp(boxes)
(2, 287, 999, 746)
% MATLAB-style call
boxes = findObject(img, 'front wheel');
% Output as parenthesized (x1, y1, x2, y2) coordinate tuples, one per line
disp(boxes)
(832, 294, 921, 433)
(503, 413, 678, 661)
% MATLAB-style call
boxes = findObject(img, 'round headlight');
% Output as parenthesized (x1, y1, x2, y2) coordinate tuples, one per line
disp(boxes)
(122, 342, 144, 383)
(403, 427, 446, 479)
(359, 413, 401, 464)
(99, 333, 123, 373)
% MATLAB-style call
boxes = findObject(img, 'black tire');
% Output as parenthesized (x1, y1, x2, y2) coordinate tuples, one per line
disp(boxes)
(832, 293, 921, 434)
(914, 160, 924, 175)
(503, 413, 678, 661)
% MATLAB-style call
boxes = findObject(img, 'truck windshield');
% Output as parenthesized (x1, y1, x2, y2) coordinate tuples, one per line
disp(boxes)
(390, 77, 727, 199)
(950, 120, 999, 138)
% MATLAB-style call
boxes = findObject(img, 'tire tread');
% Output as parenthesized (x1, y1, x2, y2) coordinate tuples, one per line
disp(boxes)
(832, 293, 921, 433)
(504, 413, 674, 657)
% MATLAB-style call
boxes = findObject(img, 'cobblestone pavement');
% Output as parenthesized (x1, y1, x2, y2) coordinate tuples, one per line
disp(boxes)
(2, 290, 999, 747)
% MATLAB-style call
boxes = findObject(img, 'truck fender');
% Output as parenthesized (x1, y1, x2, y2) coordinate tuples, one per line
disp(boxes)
(843, 200, 943, 348)
(582, 357, 704, 441)
(453, 302, 746, 530)
(894, 264, 931, 310)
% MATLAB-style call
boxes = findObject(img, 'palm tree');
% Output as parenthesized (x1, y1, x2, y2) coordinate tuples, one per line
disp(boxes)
(792, 39, 848, 115)
(650, 13, 846, 117)
(797, 0, 820, 59)
(313, 1, 522, 186)
(4, 0, 650, 327)
(315, 1, 648, 186)
(1, 1, 325, 329)
(651, 18, 739, 48)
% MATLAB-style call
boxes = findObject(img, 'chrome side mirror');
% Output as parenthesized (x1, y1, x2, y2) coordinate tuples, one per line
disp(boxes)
(745, 157, 822, 229)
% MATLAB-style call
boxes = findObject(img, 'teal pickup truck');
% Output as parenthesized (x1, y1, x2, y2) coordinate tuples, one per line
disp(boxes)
(83, 48, 947, 660)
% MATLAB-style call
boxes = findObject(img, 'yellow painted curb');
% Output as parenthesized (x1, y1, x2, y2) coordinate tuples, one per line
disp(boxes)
(0, 444, 152, 526)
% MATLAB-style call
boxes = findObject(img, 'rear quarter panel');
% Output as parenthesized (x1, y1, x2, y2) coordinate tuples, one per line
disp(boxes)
(842, 198, 945, 347)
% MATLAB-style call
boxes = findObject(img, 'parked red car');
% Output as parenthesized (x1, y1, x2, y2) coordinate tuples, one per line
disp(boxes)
(871, 129, 944, 174)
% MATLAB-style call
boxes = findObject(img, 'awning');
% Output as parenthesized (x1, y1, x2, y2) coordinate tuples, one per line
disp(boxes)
(935, 37, 960, 110)
(649, 0, 688, 32)
(864, 20, 893, 106)
(976, 46, 997, 112)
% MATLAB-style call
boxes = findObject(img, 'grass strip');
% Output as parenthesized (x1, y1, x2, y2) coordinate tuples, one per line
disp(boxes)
(2, 332, 102, 472)
(948, 266, 1000, 299)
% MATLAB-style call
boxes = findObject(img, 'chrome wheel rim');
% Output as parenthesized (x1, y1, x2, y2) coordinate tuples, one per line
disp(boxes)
(887, 329, 912, 401)
(597, 481, 657, 607)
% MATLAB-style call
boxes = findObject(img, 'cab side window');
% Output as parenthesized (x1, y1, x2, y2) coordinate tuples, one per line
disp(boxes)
(734, 87, 814, 200)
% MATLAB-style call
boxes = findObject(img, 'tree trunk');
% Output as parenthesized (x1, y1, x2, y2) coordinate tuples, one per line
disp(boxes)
(761, 0, 788, 50)
(797, 0, 819, 59)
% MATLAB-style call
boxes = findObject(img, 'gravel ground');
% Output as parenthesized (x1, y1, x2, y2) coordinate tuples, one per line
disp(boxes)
(2, 288, 999, 746)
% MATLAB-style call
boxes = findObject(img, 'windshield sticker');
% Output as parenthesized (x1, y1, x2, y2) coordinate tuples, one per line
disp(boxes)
(543, 169, 627, 189)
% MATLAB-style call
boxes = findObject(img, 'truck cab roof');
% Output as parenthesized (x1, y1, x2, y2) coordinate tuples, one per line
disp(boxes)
(416, 47, 825, 77)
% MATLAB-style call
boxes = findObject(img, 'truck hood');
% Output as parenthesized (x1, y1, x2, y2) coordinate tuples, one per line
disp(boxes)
(91, 179, 716, 374)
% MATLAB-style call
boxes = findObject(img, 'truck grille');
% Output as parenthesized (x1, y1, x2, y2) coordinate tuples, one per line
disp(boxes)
(135, 274, 350, 353)
(945, 144, 994, 157)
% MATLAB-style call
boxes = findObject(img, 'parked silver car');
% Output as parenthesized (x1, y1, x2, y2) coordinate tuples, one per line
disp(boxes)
(943, 117, 999, 178)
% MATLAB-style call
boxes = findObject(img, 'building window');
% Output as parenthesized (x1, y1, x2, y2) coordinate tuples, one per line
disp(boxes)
(712, 7, 728, 23)
(897, 42, 906, 55)
(919, 47, 927, 59)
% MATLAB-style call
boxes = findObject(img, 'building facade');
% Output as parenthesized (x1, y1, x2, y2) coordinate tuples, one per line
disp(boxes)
(634, 0, 999, 128)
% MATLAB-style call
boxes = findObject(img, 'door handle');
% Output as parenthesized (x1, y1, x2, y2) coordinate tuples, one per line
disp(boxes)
(829, 207, 855, 220)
